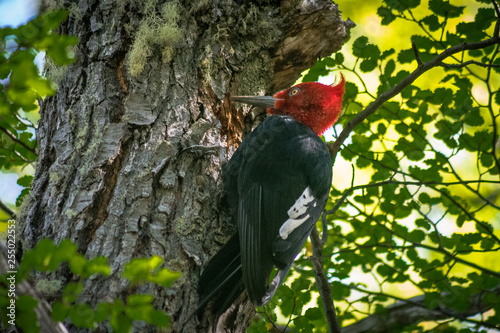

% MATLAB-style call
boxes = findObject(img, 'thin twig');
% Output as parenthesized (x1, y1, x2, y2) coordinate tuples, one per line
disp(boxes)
(411, 40, 423, 66)
(493, 0, 500, 37)
(321, 212, 329, 245)
(0, 125, 37, 156)
(327, 35, 500, 162)
(439, 60, 500, 69)
(341, 282, 500, 333)
(309, 228, 341, 333)
(0, 200, 16, 219)
(346, 200, 500, 278)
(324, 179, 500, 216)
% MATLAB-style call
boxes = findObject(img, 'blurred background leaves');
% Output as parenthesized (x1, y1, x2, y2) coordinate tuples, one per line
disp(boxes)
(0, 7, 77, 222)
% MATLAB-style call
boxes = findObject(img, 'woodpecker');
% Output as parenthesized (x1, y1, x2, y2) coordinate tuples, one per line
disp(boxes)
(198, 76, 345, 315)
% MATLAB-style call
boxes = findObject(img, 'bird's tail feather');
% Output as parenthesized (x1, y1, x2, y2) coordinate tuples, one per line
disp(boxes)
(197, 235, 244, 315)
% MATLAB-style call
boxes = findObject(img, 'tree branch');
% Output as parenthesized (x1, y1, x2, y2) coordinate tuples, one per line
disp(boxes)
(411, 39, 423, 66)
(309, 228, 342, 333)
(493, 0, 500, 37)
(0, 200, 15, 220)
(327, 35, 500, 162)
(0, 125, 37, 156)
(341, 283, 500, 333)
(439, 60, 500, 69)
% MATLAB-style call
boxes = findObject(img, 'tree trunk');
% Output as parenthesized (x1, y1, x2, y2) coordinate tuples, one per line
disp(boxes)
(19, 0, 352, 331)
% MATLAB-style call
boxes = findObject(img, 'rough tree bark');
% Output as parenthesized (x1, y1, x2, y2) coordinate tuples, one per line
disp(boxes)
(19, 0, 352, 331)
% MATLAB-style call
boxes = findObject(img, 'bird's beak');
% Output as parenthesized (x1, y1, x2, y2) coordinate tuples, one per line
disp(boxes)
(230, 96, 281, 108)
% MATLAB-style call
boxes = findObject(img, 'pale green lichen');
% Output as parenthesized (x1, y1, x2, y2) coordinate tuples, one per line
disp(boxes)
(49, 172, 60, 183)
(67, 2, 83, 21)
(44, 57, 67, 84)
(43, 0, 63, 11)
(127, 0, 183, 77)
(35, 279, 63, 296)
(174, 215, 191, 235)
(65, 209, 77, 218)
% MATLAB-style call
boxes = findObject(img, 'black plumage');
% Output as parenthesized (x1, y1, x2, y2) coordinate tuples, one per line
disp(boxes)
(198, 115, 332, 314)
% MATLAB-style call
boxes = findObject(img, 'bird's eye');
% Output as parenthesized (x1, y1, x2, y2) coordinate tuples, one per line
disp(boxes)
(289, 88, 300, 97)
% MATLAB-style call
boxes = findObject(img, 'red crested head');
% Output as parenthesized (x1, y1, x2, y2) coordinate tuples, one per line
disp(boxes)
(268, 75, 345, 135)
(231, 75, 345, 136)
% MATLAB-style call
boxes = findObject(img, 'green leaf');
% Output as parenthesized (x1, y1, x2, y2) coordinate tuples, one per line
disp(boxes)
(331, 281, 350, 300)
(68, 254, 88, 276)
(420, 190, 441, 204)
(394, 137, 426, 161)
(17, 175, 34, 187)
(16, 188, 31, 207)
(480, 238, 494, 250)
(360, 59, 377, 73)
(352, 37, 380, 61)
(377, 7, 396, 25)
(83, 256, 111, 278)
(351, 133, 373, 151)
(52, 301, 70, 322)
(395, 122, 409, 135)
(422, 15, 441, 31)
(380, 151, 399, 170)
(303, 58, 331, 82)
(127, 294, 154, 306)
(122, 256, 180, 288)
(293, 316, 314, 332)
(371, 167, 392, 182)
(456, 22, 487, 42)
(149, 268, 181, 288)
(51, 239, 78, 266)
(425, 292, 441, 309)
(69, 303, 95, 328)
(480, 152, 494, 168)
(397, 49, 415, 64)
(415, 218, 432, 230)
(409, 165, 442, 182)
(304, 307, 323, 321)
(335, 52, 344, 64)
(94, 302, 111, 322)
(110, 313, 132, 333)
(475, 7, 496, 30)
(464, 108, 484, 127)
(63, 283, 83, 303)
(429, 0, 464, 18)
(377, 122, 387, 135)
(380, 48, 395, 60)
(407, 229, 426, 242)
(123, 256, 163, 283)
(344, 82, 359, 100)
(41, 35, 79, 65)
(22, 238, 57, 271)
(384, 0, 421, 11)
(383, 59, 395, 78)
(16, 295, 39, 333)
(412, 35, 434, 51)
(376, 264, 393, 277)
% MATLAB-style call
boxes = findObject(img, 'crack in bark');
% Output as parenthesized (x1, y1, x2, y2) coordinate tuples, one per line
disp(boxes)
(78, 134, 132, 252)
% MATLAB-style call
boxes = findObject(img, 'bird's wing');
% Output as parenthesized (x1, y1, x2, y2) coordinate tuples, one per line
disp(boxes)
(236, 115, 332, 305)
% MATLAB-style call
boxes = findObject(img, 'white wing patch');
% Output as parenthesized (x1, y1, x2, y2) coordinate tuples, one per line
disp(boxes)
(279, 187, 316, 240)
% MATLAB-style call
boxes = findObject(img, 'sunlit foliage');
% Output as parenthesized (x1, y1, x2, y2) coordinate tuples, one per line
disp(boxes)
(0, 239, 179, 332)
(252, 0, 500, 332)
(0, 10, 78, 212)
